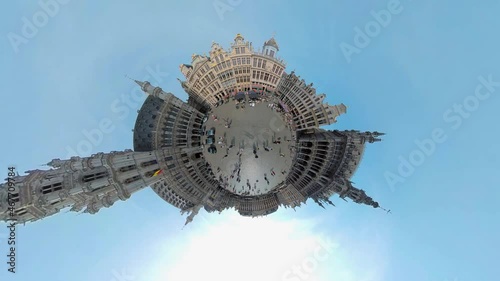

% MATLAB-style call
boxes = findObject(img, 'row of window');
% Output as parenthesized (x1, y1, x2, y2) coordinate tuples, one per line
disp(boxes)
(264, 49, 276, 57)
(234, 67, 250, 75)
(252, 70, 279, 84)
(82, 172, 108, 183)
(218, 69, 235, 81)
(236, 76, 250, 83)
(272, 64, 284, 75)
(282, 90, 316, 114)
(252, 58, 267, 69)
(214, 59, 232, 72)
(235, 46, 246, 54)
(198, 63, 211, 75)
(232, 57, 251, 66)
(206, 82, 222, 94)
(191, 56, 282, 86)
(214, 54, 225, 64)
(221, 78, 236, 88)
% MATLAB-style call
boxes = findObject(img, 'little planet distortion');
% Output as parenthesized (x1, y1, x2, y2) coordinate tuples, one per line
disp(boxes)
(0, 34, 385, 226)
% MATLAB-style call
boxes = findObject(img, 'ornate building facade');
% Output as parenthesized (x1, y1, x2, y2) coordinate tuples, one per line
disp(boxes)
(0, 150, 167, 223)
(179, 34, 286, 107)
(0, 34, 385, 225)
(276, 71, 347, 131)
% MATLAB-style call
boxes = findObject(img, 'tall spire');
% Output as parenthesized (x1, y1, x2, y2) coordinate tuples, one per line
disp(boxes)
(183, 204, 203, 227)
(130, 79, 171, 100)
(125, 75, 149, 91)
(134, 79, 147, 89)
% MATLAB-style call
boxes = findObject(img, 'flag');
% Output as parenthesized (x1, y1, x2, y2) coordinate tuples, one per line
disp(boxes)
(152, 169, 163, 177)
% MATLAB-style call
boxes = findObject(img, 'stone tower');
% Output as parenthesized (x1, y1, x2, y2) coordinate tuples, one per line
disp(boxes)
(0, 149, 168, 223)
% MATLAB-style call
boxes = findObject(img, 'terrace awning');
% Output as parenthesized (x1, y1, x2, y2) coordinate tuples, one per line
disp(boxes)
(248, 91, 259, 100)
(235, 92, 245, 100)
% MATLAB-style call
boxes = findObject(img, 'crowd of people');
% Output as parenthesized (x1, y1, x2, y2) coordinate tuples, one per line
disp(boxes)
(205, 93, 299, 196)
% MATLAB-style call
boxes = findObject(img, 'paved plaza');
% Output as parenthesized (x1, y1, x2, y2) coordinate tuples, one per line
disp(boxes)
(202, 96, 296, 196)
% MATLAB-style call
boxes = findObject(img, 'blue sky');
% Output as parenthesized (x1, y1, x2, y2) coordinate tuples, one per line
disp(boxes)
(0, 0, 499, 280)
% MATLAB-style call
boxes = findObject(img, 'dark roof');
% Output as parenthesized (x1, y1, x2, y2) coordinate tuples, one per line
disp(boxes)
(264, 37, 279, 50)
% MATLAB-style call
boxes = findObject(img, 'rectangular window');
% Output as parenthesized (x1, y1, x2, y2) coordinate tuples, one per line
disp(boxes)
(240, 47, 245, 53)
(258, 59, 262, 68)
(270, 50, 275, 57)
(253, 58, 257, 67)
(246, 57, 250, 64)
(236, 48, 240, 54)
(232, 59, 237, 65)
(237, 58, 241, 65)
(262, 60, 267, 69)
